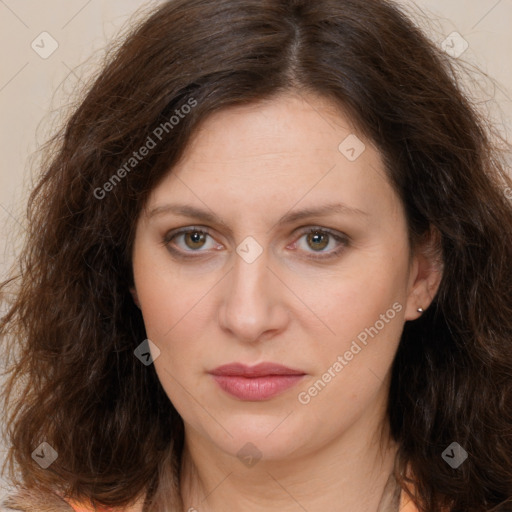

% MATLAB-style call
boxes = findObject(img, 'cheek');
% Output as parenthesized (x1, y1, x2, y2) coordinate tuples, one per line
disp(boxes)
(314, 256, 407, 326)
(133, 248, 214, 340)
(305, 255, 408, 371)
(295, 277, 406, 419)
(135, 274, 210, 411)
(133, 261, 221, 402)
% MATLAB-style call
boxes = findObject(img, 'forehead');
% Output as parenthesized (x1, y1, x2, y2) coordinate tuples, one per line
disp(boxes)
(178, 93, 357, 166)
(144, 92, 401, 224)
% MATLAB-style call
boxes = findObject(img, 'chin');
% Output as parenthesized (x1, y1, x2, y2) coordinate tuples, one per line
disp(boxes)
(204, 418, 311, 463)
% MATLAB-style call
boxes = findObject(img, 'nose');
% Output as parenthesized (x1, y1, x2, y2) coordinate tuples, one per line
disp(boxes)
(218, 246, 290, 344)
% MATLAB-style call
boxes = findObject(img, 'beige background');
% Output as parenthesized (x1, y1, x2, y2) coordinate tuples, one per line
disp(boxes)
(0, 0, 511, 500)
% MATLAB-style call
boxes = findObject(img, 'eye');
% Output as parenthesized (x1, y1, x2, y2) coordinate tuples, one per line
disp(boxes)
(291, 227, 349, 260)
(162, 227, 220, 256)
(162, 226, 349, 261)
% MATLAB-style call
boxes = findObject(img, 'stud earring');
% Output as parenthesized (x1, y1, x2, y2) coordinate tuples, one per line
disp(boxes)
(417, 307, 424, 313)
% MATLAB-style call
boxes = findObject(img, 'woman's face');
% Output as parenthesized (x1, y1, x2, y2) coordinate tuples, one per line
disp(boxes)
(131, 92, 436, 463)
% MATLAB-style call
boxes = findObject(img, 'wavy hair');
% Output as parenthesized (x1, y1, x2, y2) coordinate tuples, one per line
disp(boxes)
(1, 0, 512, 510)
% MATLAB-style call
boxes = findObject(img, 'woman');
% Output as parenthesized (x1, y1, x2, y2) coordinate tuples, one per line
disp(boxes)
(1, 0, 512, 511)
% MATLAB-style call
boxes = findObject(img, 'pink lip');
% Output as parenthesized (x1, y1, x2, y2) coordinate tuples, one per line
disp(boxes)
(209, 363, 306, 401)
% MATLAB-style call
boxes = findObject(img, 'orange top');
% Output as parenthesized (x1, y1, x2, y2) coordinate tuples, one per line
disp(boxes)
(66, 493, 146, 512)
(66, 499, 143, 512)
(66, 500, 116, 512)
(66, 487, 420, 511)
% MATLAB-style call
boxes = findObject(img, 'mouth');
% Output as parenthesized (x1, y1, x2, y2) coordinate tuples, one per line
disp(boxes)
(209, 362, 306, 401)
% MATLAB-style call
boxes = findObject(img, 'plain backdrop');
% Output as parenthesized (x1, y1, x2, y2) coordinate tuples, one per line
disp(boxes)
(0, 0, 511, 501)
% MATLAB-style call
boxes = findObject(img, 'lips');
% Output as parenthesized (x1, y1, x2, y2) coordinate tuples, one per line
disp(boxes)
(209, 363, 306, 401)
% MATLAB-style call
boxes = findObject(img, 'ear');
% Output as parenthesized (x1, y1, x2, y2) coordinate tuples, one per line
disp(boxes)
(404, 226, 443, 321)
(130, 286, 141, 309)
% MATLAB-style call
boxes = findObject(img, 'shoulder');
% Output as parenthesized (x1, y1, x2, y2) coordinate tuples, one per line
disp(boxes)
(1, 488, 145, 512)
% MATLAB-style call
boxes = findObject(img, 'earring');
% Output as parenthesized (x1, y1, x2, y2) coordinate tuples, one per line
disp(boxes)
(417, 307, 424, 313)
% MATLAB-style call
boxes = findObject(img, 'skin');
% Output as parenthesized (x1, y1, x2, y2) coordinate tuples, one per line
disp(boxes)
(130, 92, 442, 512)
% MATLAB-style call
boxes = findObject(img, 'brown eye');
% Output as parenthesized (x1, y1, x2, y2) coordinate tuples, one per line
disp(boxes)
(184, 230, 207, 250)
(294, 227, 350, 260)
(306, 231, 329, 251)
(163, 227, 218, 256)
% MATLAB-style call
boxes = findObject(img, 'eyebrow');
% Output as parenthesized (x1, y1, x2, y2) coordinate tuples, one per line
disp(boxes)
(147, 202, 368, 229)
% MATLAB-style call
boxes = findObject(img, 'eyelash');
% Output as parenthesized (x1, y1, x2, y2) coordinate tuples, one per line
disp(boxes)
(161, 226, 350, 261)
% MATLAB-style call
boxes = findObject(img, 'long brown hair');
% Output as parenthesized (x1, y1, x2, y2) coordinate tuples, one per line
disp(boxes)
(2, 0, 512, 510)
